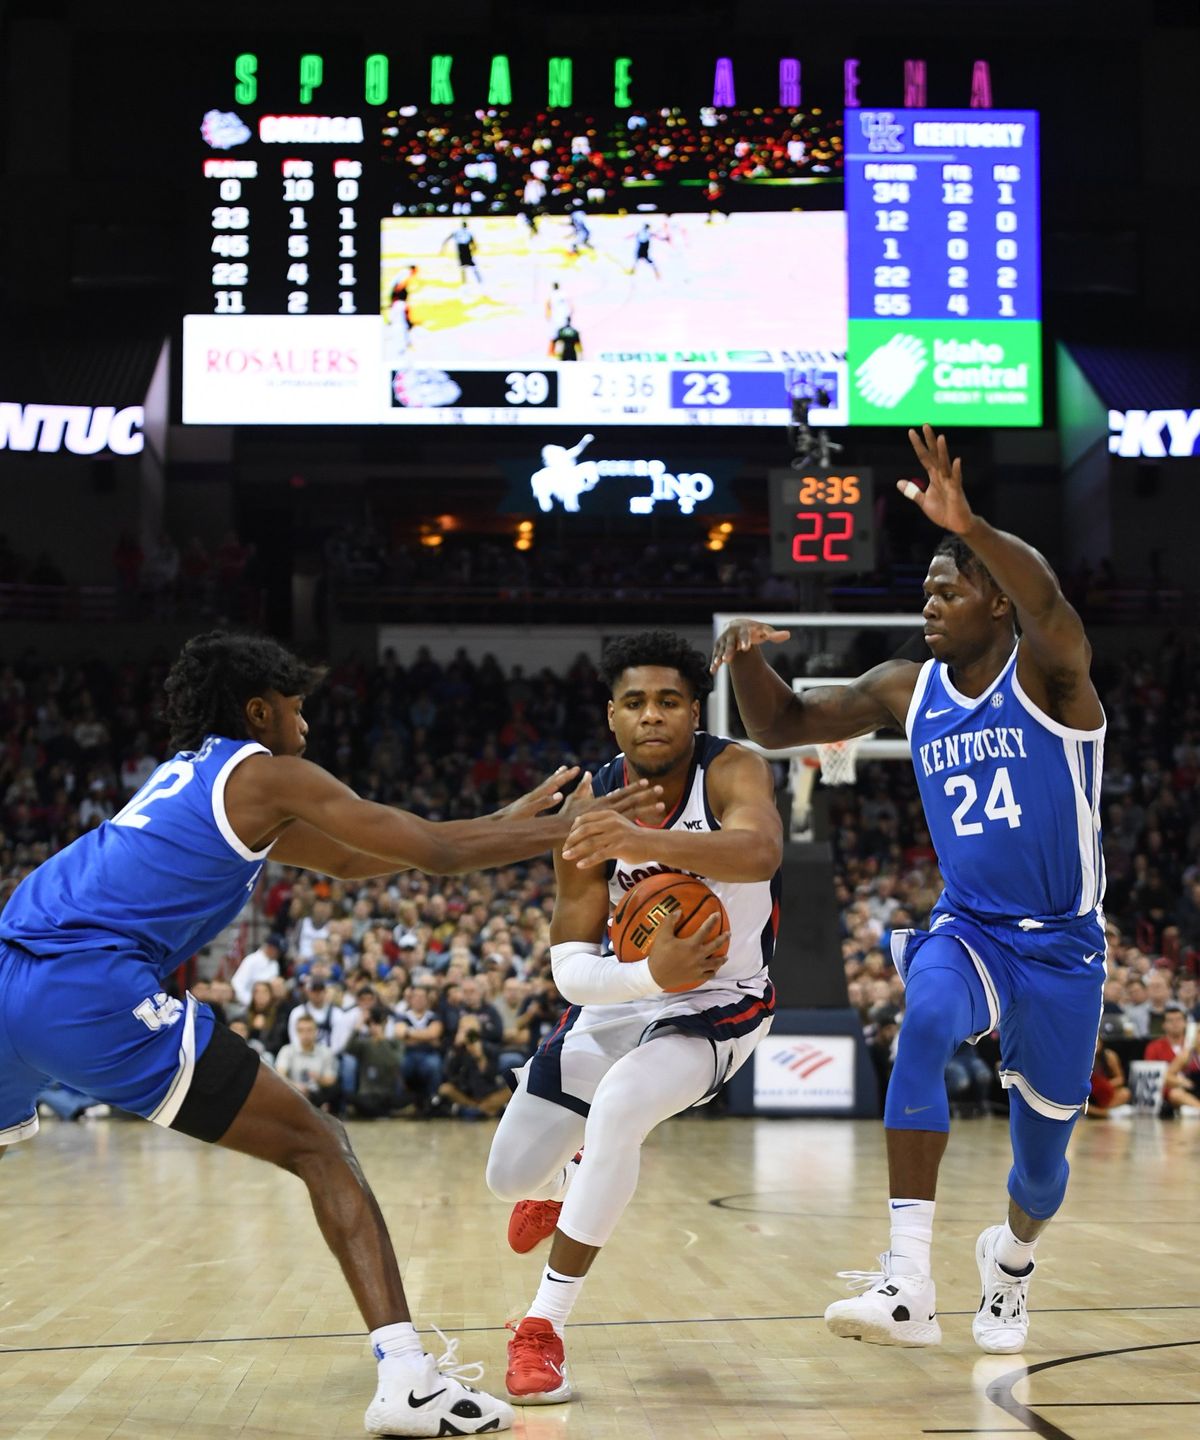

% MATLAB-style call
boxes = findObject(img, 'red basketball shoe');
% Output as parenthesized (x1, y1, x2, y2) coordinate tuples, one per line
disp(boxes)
(505, 1318, 572, 1405)
(507, 1198, 562, 1253)
(506, 1150, 581, 1253)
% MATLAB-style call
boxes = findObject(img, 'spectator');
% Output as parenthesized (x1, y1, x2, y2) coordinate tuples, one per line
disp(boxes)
(945, 1041, 994, 1117)
(230, 934, 285, 1007)
(438, 1015, 509, 1119)
(1163, 1027, 1200, 1118)
(393, 984, 444, 1114)
(1088, 1035, 1133, 1118)
(345, 1005, 405, 1118)
(274, 1014, 340, 1112)
(243, 980, 281, 1058)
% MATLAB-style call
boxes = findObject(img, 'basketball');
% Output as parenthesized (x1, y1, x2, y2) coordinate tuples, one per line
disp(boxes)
(610, 872, 729, 992)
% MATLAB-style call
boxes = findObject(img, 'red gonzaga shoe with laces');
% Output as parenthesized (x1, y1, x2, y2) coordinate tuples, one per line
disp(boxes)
(504, 1317, 572, 1405)
(507, 1198, 562, 1253)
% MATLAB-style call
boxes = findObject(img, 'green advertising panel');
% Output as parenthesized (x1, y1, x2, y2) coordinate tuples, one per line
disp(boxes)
(847, 320, 1042, 427)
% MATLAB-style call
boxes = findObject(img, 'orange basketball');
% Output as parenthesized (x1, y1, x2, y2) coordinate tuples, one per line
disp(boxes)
(610, 872, 729, 993)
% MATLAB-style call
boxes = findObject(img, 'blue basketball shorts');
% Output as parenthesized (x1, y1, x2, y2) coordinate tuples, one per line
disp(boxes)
(890, 907, 1106, 1120)
(0, 940, 217, 1144)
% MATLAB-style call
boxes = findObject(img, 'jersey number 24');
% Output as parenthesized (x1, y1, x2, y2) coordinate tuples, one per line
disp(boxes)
(944, 766, 1022, 837)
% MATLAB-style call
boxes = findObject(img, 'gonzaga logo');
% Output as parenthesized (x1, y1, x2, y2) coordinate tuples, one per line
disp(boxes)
(530, 435, 716, 515)
(200, 110, 251, 150)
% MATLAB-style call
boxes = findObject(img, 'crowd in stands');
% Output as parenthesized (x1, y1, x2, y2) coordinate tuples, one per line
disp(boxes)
(0, 529, 262, 625)
(381, 106, 841, 214)
(1, 627, 1197, 1121)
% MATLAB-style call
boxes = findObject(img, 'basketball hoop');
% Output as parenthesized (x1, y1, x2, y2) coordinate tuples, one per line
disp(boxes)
(815, 735, 862, 786)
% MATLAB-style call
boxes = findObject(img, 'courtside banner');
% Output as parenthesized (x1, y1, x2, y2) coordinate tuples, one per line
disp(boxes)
(753, 1033, 857, 1111)
(182, 314, 383, 423)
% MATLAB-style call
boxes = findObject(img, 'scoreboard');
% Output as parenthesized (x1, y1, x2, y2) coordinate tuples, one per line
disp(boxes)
(845, 109, 1040, 425)
(182, 81, 1041, 430)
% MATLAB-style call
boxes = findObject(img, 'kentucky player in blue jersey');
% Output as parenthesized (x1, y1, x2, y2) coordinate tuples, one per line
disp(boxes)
(0, 631, 658, 1437)
(485, 631, 781, 1405)
(713, 426, 1107, 1355)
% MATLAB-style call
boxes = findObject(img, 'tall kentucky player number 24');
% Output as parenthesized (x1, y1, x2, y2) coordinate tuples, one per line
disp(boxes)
(485, 630, 783, 1406)
(0, 630, 665, 1439)
(713, 425, 1106, 1356)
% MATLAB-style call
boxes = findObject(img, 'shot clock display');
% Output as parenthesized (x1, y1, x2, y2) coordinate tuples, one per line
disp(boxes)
(768, 468, 875, 573)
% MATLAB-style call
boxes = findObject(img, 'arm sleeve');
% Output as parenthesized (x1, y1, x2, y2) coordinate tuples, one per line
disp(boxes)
(551, 941, 663, 1005)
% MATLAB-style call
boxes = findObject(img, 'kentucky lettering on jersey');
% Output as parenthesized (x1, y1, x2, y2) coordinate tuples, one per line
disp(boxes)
(591, 733, 780, 992)
(905, 649, 1105, 926)
(918, 725, 1027, 776)
(0, 736, 273, 981)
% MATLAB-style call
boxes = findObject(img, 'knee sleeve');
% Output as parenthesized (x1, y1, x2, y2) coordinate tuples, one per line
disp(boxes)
(1006, 1089, 1076, 1220)
(484, 1082, 584, 1203)
(558, 1035, 712, 1249)
(884, 961, 980, 1132)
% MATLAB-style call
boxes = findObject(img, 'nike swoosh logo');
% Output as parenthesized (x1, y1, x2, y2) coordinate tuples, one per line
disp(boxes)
(889, 1202, 919, 1209)
(546, 1274, 576, 1284)
(408, 1388, 447, 1408)
(1083, 952, 1098, 964)
(925, 707, 953, 719)
(904, 1104, 932, 1115)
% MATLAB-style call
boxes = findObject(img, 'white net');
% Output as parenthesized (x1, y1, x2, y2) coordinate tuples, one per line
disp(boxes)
(815, 735, 862, 786)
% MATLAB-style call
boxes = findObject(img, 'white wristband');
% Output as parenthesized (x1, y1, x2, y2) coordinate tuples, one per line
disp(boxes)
(550, 940, 663, 1005)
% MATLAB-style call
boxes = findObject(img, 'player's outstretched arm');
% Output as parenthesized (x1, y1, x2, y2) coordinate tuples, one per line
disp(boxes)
(712, 618, 915, 750)
(905, 424, 1102, 726)
(228, 758, 661, 878)
(562, 745, 783, 882)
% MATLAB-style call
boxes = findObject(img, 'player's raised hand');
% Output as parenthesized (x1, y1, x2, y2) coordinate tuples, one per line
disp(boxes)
(710, 619, 791, 673)
(562, 808, 649, 868)
(490, 765, 580, 821)
(902, 425, 975, 535)
(562, 772, 665, 831)
(646, 912, 729, 991)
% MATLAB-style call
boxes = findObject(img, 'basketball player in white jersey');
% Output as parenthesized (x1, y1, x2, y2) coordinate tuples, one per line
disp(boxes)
(485, 630, 782, 1404)
(713, 425, 1107, 1354)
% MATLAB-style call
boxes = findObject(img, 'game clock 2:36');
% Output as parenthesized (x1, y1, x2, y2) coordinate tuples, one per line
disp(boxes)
(768, 468, 875, 574)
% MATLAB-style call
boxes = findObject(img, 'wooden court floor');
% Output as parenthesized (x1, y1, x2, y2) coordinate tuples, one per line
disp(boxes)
(1, 1110, 1197, 1439)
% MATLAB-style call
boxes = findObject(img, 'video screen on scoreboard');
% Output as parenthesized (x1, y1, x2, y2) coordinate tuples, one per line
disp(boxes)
(181, 93, 1041, 427)
(182, 102, 850, 427)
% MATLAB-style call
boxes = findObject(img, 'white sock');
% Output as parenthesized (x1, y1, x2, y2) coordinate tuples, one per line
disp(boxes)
(526, 1266, 586, 1336)
(993, 1221, 1038, 1274)
(888, 1198, 935, 1277)
(371, 1321, 424, 1365)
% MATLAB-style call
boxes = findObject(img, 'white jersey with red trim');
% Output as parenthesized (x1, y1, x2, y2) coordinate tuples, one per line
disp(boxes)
(592, 732, 779, 996)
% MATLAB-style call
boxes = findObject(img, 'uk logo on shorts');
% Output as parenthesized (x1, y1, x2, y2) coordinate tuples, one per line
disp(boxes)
(133, 993, 184, 1032)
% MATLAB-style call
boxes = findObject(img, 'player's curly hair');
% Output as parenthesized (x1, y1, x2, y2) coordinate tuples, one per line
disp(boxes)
(161, 631, 325, 751)
(934, 534, 999, 592)
(600, 630, 714, 701)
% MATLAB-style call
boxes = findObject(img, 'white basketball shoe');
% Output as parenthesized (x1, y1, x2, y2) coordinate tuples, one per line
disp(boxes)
(824, 1252, 942, 1347)
(365, 1328, 513, 1436)
(973, 1226, 1033, 1354)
